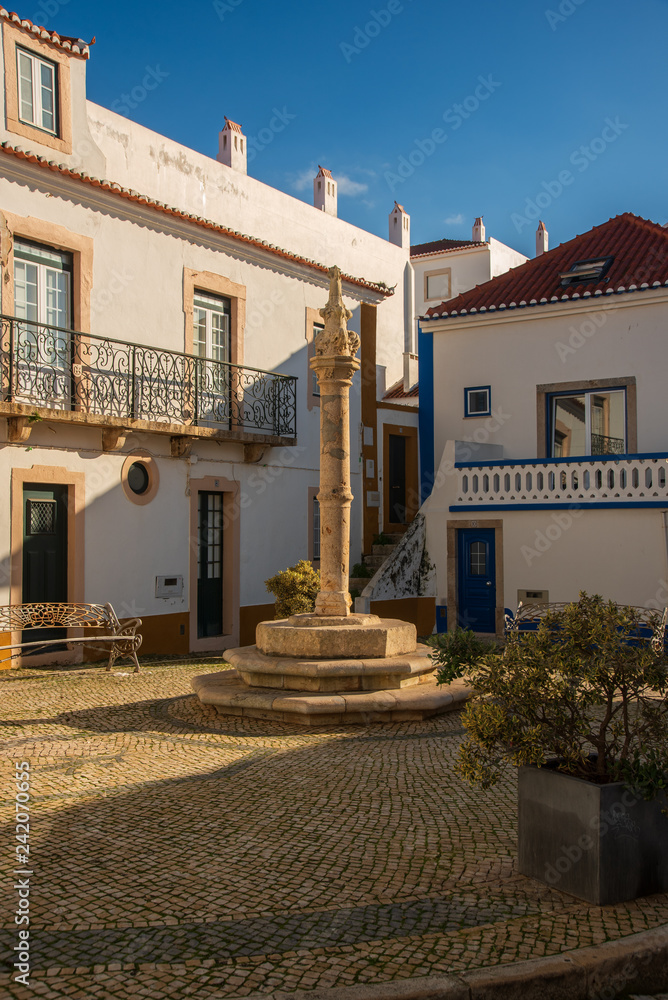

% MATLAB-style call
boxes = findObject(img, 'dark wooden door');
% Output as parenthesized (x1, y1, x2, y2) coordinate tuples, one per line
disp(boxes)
(197, 491, 223, 638)
(22, 484, 68, 648)
(388, 433, 407, 524)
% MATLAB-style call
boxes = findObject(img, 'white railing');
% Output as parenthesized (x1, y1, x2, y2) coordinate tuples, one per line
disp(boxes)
(453, 454, 668, 507)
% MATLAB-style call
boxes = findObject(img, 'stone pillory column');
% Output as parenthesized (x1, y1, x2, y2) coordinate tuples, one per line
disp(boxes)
(191, 264, 470, 725)
(310, 266, 360, 617)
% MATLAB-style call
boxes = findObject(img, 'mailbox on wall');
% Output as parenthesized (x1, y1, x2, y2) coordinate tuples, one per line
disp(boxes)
(155, 576, 184, 598)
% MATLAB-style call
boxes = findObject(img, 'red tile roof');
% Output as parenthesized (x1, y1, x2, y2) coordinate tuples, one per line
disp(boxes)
(0, 8, 93, 57)
(223, 117, 243, 133)
(383, 379, 419, 401)
(424, 214, 668, 318)
(411, 238, 486, 259)
(0, 141, 394, 298)
(317, 165, 333, 178)
(393, 201, 406, 212)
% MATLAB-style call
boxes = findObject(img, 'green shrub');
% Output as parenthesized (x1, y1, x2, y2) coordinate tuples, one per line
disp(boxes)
(373, 532, 393, 546)
(425, 626, 499, 685)
(265, 560, 320, 620)
(456, 592, 668, 796)
(351, 562, 371, 578)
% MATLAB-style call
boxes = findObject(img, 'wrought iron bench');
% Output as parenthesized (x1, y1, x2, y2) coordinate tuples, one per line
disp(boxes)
(504, 601, 668, 654)
(0, 603, 142, 672)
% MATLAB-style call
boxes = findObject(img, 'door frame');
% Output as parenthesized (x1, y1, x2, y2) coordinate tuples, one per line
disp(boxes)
(382, 423, 418, 535)
(10, 465, 85, 664)
(188, 475, 240, 652)
(447, 518, 504, 636)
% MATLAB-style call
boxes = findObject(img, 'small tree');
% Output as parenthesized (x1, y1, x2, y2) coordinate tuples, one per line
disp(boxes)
(456, 593, 668, 797)
(265, 560, 320, 620)
(425, 626, 499, 685)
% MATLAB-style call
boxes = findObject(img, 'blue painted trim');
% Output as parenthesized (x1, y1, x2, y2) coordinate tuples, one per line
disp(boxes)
(449, 501, 668, 511)
(418, 322, 435, 504)
(455, 451, 668, 469)
(464, 385, 491, 417)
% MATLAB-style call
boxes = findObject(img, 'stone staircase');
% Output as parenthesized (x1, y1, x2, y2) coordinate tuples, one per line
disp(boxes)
(350, 533, 404, 594)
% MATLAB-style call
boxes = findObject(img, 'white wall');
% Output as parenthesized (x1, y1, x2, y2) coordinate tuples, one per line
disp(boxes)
(427, 294, 668, 468)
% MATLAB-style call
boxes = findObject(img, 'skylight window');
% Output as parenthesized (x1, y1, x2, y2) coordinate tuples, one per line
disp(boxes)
(559, 256, 613, 287)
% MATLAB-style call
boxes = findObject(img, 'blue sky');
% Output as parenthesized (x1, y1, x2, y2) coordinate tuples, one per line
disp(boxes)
(37, 0, 668, 256)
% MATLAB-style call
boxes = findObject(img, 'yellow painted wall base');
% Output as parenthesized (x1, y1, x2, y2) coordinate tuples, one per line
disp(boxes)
(240, 604, 275, 646)
(370, 597, 436, 638)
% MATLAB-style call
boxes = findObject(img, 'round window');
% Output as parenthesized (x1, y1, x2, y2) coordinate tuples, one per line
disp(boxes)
(127, 462, 150, 496)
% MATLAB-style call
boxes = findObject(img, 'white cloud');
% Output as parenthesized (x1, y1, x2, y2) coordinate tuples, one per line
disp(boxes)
(292, 168, 314, 192)
(336, 175, 368, 197)
(444, 213, 465, 225)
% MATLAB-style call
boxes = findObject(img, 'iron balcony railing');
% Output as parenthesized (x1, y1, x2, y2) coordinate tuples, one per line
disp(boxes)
(0, 315, 297, 438)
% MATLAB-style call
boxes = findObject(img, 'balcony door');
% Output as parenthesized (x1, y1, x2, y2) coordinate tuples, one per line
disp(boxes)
(13, 239, 72, 408)
(193, 291, 231, 427)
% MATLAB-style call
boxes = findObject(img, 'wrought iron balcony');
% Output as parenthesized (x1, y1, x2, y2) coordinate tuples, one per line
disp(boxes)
(0, 315, 297, 439)
(452, 453, 668, 509)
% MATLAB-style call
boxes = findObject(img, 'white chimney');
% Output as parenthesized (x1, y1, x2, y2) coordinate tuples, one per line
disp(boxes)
(472, 216, 485, 242)
(217, 117, 247, 173)
(389, 201, 410, 250)
(536, 220, 549, 256)
(314, 165, 337, 216)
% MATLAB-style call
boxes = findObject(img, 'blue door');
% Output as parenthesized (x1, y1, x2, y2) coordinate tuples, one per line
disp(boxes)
(457, 528, 496, 633)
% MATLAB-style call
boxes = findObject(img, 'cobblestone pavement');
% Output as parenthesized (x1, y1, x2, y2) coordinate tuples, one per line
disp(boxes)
(1, 660, 667, 999)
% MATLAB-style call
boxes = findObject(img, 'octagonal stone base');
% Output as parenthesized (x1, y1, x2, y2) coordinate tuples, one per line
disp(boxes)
(191, 665, 471, 726)
(256, 614, 416, 659)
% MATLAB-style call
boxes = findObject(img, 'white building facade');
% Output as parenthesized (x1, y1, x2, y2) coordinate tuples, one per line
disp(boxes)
(418, 213, 668, 633)
(0, 9, 415, 660)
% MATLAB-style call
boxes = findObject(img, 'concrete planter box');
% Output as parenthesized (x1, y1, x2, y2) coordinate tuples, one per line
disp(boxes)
(518, 762, 668, 905)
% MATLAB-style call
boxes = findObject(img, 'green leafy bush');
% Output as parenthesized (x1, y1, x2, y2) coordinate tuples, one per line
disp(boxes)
(373, 532, 393, 546)
(456, 592, 668, 796)
(265, 560, 320, 620)
(351, 562, 372, 578)
(425, 626, 499, 685)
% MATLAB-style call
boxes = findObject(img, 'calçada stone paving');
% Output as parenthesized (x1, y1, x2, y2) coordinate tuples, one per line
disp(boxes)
(1, 659, 667, 998)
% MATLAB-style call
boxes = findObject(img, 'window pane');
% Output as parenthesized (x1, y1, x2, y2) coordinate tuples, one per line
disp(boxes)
(193, 309, 206, 357)
(211, 312, 229, 362)
(469, 541, 487, 576)
(552, 395, 586, 457)
(18, 52, 34, 123)
(14, 261, 39, 322)
(590, 391, 626, 455)
(467, 389, 489, 414)
(40, 61, 55, 132)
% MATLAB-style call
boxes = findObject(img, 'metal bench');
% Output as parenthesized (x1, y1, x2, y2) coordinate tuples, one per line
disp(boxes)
(0, 602, 142, 672)
(504, 601, 668, 654)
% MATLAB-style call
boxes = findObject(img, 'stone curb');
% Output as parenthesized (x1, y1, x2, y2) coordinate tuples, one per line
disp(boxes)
(239, 924, 668, 1000)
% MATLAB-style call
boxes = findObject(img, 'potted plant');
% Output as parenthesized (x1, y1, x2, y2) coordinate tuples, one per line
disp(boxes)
(450, 593, 668, 904)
